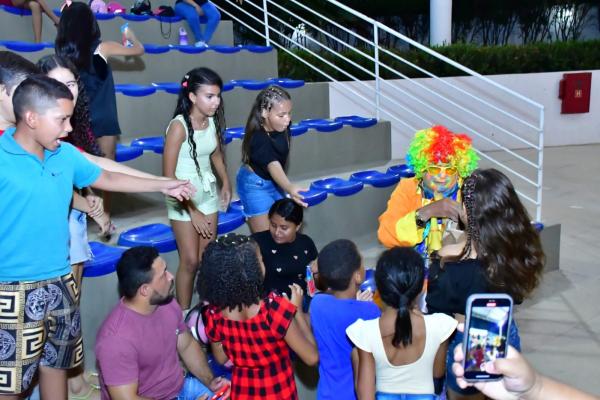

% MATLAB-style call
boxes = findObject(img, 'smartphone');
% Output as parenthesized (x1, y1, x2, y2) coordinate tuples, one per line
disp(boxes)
(462, 294, 513, 382)
(210, 383, 230, 400)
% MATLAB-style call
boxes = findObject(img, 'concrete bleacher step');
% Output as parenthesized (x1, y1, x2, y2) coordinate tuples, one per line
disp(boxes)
(116, 81, 330, 136)
(7, 43, 279, 84)
(0, 5, 233, 45)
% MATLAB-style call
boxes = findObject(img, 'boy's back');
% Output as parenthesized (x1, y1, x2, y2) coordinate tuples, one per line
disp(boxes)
(310, 293, 380, 400)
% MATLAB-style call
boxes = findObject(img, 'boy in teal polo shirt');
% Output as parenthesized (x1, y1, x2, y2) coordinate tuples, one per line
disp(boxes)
(0, 75, 194, 399)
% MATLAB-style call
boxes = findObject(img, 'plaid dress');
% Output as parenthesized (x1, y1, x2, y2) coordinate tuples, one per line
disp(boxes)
(204, 293, 298, 399)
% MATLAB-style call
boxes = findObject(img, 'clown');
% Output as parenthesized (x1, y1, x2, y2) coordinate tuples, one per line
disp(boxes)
(378, 126, 478, 257)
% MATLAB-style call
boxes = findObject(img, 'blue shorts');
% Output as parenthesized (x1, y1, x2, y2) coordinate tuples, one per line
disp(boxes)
(446, 319, 521, 395)
(236, 166, 284, 218)
(69, 209, 92, 265)
(176, 373, 213, 400)
(376, 393, 436, 400)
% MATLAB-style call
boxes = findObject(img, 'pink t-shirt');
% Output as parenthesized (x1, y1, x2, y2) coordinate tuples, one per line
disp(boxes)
(95, 298, 187, 400)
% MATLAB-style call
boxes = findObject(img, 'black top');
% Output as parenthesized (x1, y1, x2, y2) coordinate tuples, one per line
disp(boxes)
(426, 258, 489, 316)
(79, 41, 121, 137)
(175, 0, 207, 5)
(248, 129, 289, 181)
(252, 230, 318, 297)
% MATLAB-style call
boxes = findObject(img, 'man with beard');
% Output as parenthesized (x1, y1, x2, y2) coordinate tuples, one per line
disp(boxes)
(95, 246, 230, 400)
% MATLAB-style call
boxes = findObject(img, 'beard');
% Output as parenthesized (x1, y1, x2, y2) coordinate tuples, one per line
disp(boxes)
(149, 282, 175, 306)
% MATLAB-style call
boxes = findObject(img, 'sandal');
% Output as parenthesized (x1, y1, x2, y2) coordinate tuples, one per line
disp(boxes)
(69, 385, 100, 400)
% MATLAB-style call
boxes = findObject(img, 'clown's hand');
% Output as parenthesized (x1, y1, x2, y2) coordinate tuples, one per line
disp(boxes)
(419, 198, 461, 222)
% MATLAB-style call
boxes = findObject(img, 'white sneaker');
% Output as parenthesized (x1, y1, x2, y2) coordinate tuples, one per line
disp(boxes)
(194, 41, 208, 48)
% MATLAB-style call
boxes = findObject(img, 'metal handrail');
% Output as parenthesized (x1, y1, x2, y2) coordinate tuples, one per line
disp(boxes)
(214, 0, 545, 221)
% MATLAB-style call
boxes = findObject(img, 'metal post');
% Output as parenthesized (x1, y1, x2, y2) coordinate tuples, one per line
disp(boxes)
(536, 108, 544, 222)
(374, 23, 380, 120)
(263, 0, 270, 46)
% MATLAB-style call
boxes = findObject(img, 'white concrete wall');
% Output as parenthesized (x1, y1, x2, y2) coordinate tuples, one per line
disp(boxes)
(329, 70, 600, 159)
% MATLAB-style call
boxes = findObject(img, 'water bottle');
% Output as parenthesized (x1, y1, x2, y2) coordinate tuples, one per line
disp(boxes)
(306, 265, 316, 297)
(179, 27, 188, 46)
(120, 23, 133, 47)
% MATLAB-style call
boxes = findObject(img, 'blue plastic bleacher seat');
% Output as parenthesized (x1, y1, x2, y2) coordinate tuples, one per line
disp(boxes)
(115, 84, 157, 97)
(144, 44, 171, 54)
(2, 5, 31, 15)
(311, 177, 363, 197)
(153, 15, 184, 23)
(360, 269, 376, 292)
(176, 45, 208, 54)
(268, 78, 305, 89)
(350, 170, 400, 188)
(239, 80, 271, 91)
(1, 41, 45, 52)
(152, 81, 181, 94)
(240, 45, 273, 53)
(83, 242, 125, 278)
(387, 164, 415, 178)
(122, 13, 151, 21)
(93, 12, 117, 20)
(217, 209, 245, 234)
(116, 143, 143, 162)
(298, 188, 328, 207)
(210, 45, 241, 54)
(130, 136, 165, 154)
(334, 115, 378, 128)
(118, 223, 177, 253)
(225, 126, 245, 140)
(222, 82, 235, 92)
(300, 118, 343, 133)
(207, 354, 232, 380)
(228, 200, 244, 213)
(290, 123, 309, 137)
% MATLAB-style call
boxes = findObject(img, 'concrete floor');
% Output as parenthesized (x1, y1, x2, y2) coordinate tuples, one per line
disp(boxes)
(93, 143, 600, 397)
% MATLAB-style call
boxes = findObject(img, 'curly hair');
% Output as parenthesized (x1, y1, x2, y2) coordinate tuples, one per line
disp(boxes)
(406, 125, 478, 179)
(460, 168, 545, 303)
(37, 55, 102, 156)
(196, 234, 264, 311)
(241, 85, 291, 165)
(173, 67, 226, 178)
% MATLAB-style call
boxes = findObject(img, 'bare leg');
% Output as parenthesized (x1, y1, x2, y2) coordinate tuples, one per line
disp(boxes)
(34, 0, 60, 25)
(247, 213, 269, 233)
(71, 262, 83, 288)
(25, 1, 42, 42)
(171, 220, 201, 310)
(68, 368, 100, 400)
(39, 365, 67, 400)
(95, 136, 118, 221)
(0, 394, 20, 400)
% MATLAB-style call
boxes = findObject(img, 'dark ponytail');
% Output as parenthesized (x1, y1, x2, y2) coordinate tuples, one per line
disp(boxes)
(173, 67, 226, 177)
(375, 247, 425, 348)
(241, 85, 291, 165)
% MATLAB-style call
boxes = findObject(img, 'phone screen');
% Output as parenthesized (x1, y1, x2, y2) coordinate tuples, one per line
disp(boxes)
(463, 295, 512, 381)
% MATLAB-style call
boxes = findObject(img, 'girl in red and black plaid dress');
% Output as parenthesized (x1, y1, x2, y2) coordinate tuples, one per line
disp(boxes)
(197, 234, 318, 399)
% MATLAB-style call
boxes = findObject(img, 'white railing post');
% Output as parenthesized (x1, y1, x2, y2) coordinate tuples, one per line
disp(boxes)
(374, 23, 381, 119)
(262, 0, 270, 46)
(537, 108, 545, 222)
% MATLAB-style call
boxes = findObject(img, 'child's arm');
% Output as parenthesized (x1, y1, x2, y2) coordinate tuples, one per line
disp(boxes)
(91, 170, 194, 201)
(356, 349, 376, 400)
(266, 161, 307, 207)
(98, 28, 145, 58)
(286, 284, 316, 346)
(434, 337, 450, 378)
(283, 284, 318, 365)
(210, 341, 229, 366)
(210, 145, 231, 210)
(84, 152, 167, 180)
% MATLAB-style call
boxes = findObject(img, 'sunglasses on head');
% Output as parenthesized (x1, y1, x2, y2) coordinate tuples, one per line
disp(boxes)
(427, 165, 457, 175)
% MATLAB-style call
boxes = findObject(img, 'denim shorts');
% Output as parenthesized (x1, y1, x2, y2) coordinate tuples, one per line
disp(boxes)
(236, 166, 284, 217)
(376, 393, 436, 400)
(175, 373, 213, 400)
(446, 319, 521, 395)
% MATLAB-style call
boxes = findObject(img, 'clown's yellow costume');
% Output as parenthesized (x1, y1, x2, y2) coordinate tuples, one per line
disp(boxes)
(378, 126, 478, 256)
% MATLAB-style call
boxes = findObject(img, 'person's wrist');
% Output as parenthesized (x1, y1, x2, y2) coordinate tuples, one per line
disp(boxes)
(520, 371, 543, 400)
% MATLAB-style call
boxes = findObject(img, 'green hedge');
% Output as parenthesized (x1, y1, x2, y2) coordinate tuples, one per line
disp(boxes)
(278, 40, 600, 82)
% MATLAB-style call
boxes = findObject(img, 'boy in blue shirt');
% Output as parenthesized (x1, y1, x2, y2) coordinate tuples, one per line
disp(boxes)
(310, 239, 381, 400)
(0, 75, 193, 398)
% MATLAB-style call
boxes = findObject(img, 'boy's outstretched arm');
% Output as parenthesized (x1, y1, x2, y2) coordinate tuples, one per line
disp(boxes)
(91, 170, 195, 202)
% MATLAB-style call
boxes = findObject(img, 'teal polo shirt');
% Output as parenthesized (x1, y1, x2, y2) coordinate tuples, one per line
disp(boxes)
(0, 128, 102, 282)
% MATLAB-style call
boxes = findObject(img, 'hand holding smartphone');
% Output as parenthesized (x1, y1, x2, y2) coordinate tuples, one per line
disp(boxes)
(462, 294, 513, 382)
(210, 383, 230, 400)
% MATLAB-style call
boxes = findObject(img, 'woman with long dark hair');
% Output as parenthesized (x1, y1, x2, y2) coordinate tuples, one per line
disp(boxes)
(55, 1, 145, 225)
(426, 168, 545, 400)
(237, 85, 306, 233)
(163, 67, 230, 310)
(347, 247, 457, 399)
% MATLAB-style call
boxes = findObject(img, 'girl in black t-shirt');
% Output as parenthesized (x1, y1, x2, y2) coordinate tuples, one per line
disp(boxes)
(237, 85, 307, 233)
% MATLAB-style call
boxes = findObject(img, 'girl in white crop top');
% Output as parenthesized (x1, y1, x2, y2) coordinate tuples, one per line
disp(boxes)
(346, 247, 457, 399)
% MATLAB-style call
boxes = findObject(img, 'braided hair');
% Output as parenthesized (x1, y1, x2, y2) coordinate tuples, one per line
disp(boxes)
(459, 168, 545, 303)
(37, 55, 102, 156)
(241, 85, 291, 165)
(375, 247, 425, 348)
(173, 67, 226, 177)
(196, 234, 264, 311)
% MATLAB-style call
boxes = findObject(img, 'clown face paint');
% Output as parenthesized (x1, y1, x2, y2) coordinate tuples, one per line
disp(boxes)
(421, 164, 459, 196)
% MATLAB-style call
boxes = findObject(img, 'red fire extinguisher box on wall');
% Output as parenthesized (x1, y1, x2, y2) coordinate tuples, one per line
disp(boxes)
(559, 72, 592, 114)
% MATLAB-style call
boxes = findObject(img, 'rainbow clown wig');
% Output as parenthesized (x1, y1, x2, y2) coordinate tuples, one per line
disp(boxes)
(406, 125, 479, 179)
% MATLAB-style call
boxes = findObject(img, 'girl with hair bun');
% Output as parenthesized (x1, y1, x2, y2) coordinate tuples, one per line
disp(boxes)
(163, 67, 230, 310)
(347, 247, 457, 399)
